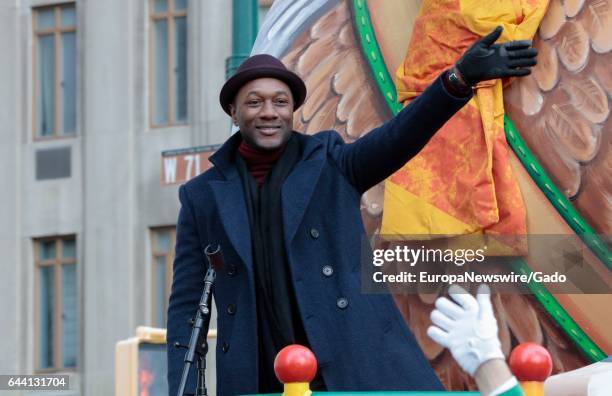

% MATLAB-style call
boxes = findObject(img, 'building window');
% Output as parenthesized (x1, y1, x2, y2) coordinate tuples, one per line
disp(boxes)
(33, 4, 77, 139)
(34, 236, 77, 371)
(150, 0, 188, 127)
(151, 227, 176, 328)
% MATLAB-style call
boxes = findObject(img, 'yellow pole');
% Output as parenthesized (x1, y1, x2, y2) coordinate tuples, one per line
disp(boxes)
(520, 380, 544, 396)
(282, 381, 312, 396)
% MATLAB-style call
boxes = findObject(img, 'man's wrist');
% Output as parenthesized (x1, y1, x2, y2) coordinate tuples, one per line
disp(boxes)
(473, 359, 516, 395)
(444, 67, 473, 97)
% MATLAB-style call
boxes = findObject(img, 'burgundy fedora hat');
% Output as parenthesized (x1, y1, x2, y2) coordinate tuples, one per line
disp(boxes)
(219, 54, 307, 115)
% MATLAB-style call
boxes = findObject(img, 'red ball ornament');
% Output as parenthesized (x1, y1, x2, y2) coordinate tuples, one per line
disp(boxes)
(509, 342, 553, 381)
(274, 344, 318, 384)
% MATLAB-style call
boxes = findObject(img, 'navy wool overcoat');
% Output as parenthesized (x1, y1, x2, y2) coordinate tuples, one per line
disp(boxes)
(167, 75, 471, 395)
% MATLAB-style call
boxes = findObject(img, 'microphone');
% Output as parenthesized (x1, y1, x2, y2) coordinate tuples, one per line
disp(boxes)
(205, 244, 224, 271)
(199, 244, 223, 317)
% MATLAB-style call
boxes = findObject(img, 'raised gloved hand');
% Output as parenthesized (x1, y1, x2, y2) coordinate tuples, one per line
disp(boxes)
(426, 284, 505, 376)
(455, 26, 538, 87)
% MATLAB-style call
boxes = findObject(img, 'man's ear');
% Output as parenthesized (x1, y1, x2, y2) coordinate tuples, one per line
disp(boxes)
(229, 103, 238, 126)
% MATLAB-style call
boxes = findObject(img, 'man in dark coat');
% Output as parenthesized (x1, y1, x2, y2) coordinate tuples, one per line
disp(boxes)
(167, 27, 537, 395)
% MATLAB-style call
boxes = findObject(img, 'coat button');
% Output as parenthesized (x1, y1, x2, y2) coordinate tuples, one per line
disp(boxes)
(322, 265, 333, 277)
(310, 228, 320, 239)
(221, 342, 230, 353)
(227, 304, 236, 315)
(336, 297, 349, 309)
(227, 265, 237, 277)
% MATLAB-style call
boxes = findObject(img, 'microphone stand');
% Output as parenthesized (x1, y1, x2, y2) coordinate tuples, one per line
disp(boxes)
(176, 244, 223, 396)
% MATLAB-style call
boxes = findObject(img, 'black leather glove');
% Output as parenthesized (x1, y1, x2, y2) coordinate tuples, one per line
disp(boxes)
(455, 26, 538, 87)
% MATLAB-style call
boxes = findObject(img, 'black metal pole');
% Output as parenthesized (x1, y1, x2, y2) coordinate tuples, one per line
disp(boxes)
(176, 245, 223, 396)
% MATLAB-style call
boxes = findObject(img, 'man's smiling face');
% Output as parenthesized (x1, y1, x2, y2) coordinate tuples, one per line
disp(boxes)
(230, 77, 294, 151)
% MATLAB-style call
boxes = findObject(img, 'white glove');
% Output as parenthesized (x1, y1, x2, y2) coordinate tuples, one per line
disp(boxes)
(426, 284, 505, 376)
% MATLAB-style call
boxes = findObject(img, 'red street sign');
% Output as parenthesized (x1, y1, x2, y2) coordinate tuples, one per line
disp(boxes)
(160, 145, 220, 185)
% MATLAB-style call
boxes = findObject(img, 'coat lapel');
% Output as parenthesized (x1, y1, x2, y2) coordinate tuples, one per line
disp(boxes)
(208, 134, 253, 271)
(209, 179, 252, 271)
(282, 133, 325, 246)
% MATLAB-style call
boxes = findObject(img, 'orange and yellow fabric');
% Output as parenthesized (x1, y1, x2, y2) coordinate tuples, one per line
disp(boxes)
(381, 0, 548, 250)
